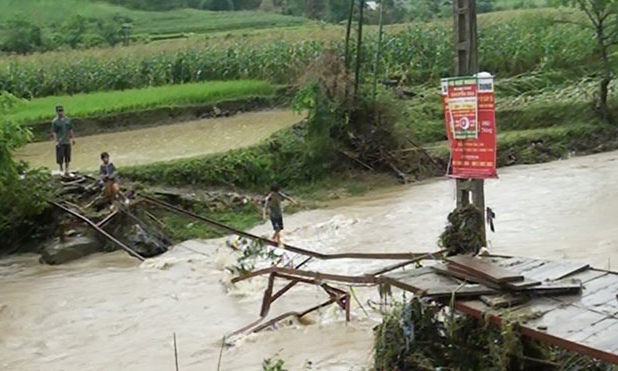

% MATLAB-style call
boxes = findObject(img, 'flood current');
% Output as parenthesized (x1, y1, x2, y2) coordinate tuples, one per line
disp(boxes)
(2, 127, 618, 370)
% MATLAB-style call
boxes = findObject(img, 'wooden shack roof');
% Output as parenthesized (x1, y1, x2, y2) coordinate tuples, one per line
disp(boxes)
(380, 255, 618, 364)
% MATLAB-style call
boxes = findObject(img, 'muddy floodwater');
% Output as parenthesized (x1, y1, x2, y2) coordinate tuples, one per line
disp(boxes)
(1, 151, 618, 370)
(15, 110, 301, 171)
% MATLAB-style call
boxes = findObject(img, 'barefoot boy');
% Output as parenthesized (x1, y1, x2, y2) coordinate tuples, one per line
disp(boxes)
(98, 152, 129, 207)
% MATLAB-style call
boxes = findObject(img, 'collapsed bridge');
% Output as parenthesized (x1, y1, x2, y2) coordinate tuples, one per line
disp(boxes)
(51, 174, 618, 365)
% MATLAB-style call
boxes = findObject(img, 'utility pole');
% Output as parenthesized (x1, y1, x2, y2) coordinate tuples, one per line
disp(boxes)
(452, 0, 486, 244)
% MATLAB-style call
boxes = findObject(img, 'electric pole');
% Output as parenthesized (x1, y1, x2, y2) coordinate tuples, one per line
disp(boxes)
(452, 0, 487, 245)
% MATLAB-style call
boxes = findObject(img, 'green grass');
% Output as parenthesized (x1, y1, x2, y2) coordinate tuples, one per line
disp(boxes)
(426, 121, 617, 167)
(4, 80, 276, 124)
(0, 0, 307, 36)
(158, 208, 263, 240)
(494, 0, 550, 11)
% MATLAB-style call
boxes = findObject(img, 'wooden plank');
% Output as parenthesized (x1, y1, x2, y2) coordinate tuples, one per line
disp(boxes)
(580, 282, 618, 316)
(394, 270, 459, 289)
(527, 281, 583, 296)
(549, 273, 616, 308)
(524, 261, 590, 282)
(580, 321, 618, 353)
(492, 257, 538, 270)
(568, 317, 617, 343)
(480, 294, 528, 309)
(435, 263, 542, 291)
(581, 273, 618, 293)
(523, 305, 607, 338)
(567, 269, 610, 285)
(503, 277, 542, 290)
(432, 263, 501, 289)
(446, 255, 524, 283)
(384, 266, 437, 281)
(540, 263, 590, 281)
(424, 285, 497, 299)
(507, 298, 567, 323)
(518, 260, 553, 274)
(384, 271, 459, 296)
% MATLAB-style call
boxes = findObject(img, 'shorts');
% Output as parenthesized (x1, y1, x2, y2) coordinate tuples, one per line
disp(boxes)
(270, 215, 284, 231)
(55, 144, 71, 165)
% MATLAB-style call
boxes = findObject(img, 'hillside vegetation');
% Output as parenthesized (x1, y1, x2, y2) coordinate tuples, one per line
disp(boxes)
(0, 9, 594, 98)
(3, 80, 275, 125)
(0, 0, 306, 53)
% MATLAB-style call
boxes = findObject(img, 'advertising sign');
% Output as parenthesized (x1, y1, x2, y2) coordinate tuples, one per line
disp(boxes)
(443, 77, 478, 139)
(441, 73, 497, 179)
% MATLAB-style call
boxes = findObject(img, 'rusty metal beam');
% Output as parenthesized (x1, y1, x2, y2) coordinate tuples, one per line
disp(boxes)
(269, 279, 299, 305)
(251, 298, 339, 333)
(96, 211, 118, 228)
(50, 201, 145, 261)
(260, 273, 276, 317)
(274, 272, 326, 287)
(142, 195, 433, 261)
(231, 267, 378, 285)
(368, 250, 447, 276)
(227, 316, 266, 338)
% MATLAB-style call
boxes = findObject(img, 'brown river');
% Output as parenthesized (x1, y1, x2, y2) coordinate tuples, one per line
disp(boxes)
(2, 130, 618, 369)
(15, 110, 301, 171)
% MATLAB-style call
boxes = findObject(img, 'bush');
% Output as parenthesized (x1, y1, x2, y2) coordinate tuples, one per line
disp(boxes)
(1, 17, 45, 54)
(0, 119, 53, 250)
(202, 0, 235, 11)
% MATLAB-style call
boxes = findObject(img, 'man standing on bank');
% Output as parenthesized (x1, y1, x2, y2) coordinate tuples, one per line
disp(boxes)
(51, 105, 75, 176)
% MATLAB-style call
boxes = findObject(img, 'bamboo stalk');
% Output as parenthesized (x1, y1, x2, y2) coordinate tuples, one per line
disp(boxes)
(344, 0, 355, 102)
(354, 0, 365, 102)
(372, 0, 386, 102)
(173, 333, 179, 371)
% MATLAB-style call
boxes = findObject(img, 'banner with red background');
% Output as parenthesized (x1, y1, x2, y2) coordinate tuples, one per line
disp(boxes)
(441, 74, 498, 179)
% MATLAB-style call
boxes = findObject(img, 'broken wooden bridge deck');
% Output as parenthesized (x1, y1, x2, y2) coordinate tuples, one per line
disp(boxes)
(380, 255, 618, 364)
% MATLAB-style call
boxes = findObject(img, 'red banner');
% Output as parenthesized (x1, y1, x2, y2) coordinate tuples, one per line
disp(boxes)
(441, 74, 497, 179)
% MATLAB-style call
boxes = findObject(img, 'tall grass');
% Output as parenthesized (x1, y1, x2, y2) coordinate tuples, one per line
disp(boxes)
(0, 9, 596, 98)
(4, 80, 275, 124)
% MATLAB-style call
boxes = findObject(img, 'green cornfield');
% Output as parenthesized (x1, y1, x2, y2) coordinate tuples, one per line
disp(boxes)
(0, 9, 596, 99)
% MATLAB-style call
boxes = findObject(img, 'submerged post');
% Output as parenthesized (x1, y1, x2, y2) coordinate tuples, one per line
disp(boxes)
(452, 0, 486, 245)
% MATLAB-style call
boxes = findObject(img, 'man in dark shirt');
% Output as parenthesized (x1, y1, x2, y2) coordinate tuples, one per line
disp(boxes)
(51, 105, 75, 176)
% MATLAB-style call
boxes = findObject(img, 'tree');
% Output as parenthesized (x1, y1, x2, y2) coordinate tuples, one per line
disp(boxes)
(63, 15, 87, 48)
(0, 107, 53, 250)
(557, 0, 618, 120)
(96, 19, 123, 47)
(325, 0, 350, 21)
(202, 0, 235, 10)
(0, 17, 44, 54)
